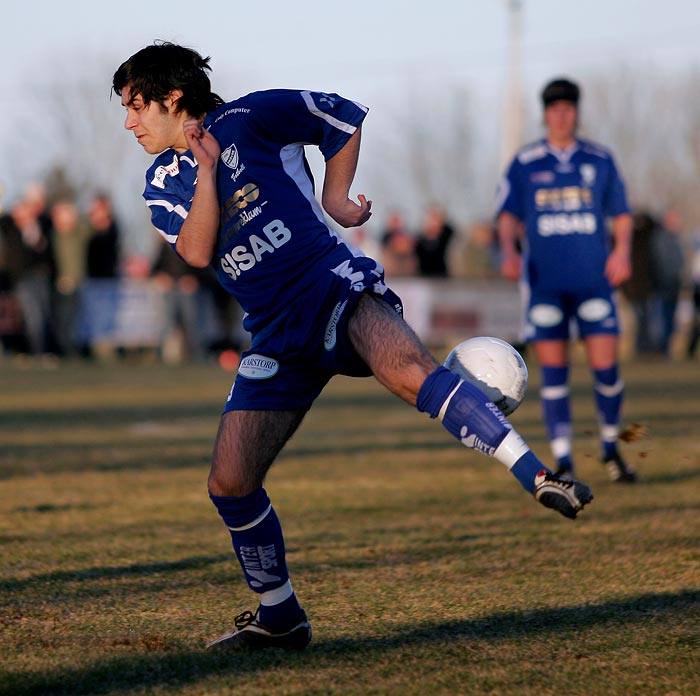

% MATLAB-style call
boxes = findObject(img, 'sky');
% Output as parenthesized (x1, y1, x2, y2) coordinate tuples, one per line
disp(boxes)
(2, 0, 700, 252)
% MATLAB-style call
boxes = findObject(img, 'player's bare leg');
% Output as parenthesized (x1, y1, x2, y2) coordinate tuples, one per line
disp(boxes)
(209, 409, 307, 497)
(349, 293, 593, 519)
(207, 408, 312, 651)
(347, 292, 438, 405)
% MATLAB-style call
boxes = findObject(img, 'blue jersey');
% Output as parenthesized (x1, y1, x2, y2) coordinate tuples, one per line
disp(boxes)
(496, 138, 629, 291)
(143, 89, 378, 344)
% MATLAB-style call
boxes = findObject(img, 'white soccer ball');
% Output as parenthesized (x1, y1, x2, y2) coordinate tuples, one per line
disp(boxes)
(443, 336, 528, 416)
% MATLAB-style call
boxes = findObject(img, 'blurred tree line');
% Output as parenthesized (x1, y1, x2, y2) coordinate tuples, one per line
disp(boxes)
(2, 60, 700, 258)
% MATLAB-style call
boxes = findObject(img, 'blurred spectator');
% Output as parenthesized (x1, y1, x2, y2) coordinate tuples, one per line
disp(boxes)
(23, 182, 52, 232)
(151, 238, 208, 363)
(414, 204, 455, 277)
(450, 221, 501, 279)
(123, 253, 151, 279)
(686, 231, 700, 359)
(651, 208, 685, 356)
(86, 193, 121, 278)
(50, 198, 90, 357)
(622, 212, 658, 355)
(380, 209, 417, 277)
(346, 224, 382, 260)
(0, 197, 55, 355)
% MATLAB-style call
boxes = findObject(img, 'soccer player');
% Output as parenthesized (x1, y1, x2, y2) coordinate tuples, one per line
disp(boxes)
(112, 44, 593, 652)
(496, 77, 637, 484)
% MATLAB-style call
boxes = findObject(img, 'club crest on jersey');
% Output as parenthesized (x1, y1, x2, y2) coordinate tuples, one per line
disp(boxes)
(221, 143, 247, 182)
(580, 164, 596, 185)
(221, 143, 240, 169)
(150, 154, 180, 189)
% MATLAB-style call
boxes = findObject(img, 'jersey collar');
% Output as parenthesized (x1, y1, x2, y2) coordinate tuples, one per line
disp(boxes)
(544, 138, 580, 164)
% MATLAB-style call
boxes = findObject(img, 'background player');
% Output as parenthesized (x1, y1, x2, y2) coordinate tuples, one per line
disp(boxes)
(496, 77, 637, 484)
(112, 44, 593, 653)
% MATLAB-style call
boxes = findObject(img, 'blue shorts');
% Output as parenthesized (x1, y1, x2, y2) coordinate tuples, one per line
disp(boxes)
(223, 258, 403, 412)
(524, 285, 620, 342)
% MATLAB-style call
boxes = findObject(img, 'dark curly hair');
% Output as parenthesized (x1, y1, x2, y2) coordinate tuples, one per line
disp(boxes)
(112, 41, 224, 118)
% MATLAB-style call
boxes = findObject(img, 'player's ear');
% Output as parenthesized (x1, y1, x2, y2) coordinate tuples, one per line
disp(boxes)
(167, 89, 184, 112)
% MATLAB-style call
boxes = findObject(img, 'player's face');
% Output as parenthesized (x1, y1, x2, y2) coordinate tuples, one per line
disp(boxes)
(121, 86, 187, 154)
(544, 101, 577, 146)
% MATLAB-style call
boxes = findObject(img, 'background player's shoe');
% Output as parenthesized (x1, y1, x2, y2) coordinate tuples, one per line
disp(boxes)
(554, 461, 575, 480)
(206, 609, 312, 652)
(533, 470, 593, 519)
(602, 451, 637, 483)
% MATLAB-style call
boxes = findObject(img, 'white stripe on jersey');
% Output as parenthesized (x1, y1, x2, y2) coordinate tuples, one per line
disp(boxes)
(153, 225, 177, 244)
(300, 91, 360, 134)
(152, 226, 179, 244)
(147, 199, 189, 243)
(147, 198, 189, 219)
(279, 143, 328, 226)
(494, 176, 511, 213)
(179, 154, 197, 168)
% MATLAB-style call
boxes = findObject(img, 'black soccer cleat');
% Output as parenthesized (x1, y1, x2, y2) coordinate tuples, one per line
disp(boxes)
(206, 609, 312, 652)
(602, 451, 637, 483)
(533, 470, 593, 519)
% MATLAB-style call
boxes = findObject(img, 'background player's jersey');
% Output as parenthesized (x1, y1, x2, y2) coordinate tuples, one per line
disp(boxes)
(143, 89, 373, 341)
(496, 138, 629, 290)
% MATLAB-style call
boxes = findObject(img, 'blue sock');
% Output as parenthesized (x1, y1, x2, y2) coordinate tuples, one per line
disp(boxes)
(540, 366, 573, 469)
(417, 366, 549, 493)
(593, 365, 623, 459)
(210, 488, 302, 630)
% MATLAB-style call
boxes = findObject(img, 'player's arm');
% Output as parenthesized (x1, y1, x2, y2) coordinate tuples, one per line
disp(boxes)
(321, 127, 372, 228)
(605, 212, 633, 287)
(497, 211, 524, 281)
(175, 119, 221, 268)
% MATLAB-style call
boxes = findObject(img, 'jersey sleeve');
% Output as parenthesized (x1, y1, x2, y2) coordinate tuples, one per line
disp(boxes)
(495, 157, 525, 221)
(602, 154, 630, 218)
(247, 89, 368, 161)
(142, 152, 198, 250)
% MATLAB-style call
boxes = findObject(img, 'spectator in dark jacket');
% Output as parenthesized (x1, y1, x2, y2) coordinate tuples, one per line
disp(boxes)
(414, 204, 455, 278)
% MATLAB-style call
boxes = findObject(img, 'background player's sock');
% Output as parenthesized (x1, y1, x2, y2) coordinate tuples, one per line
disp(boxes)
(210, 488, 302, 631)
(540, 366, 573, 470)
(593, 365, 624, 459)
(417, 366, 551, 493)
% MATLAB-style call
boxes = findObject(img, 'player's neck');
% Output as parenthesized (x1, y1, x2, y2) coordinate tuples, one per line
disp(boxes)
(547, 135, 576, 150)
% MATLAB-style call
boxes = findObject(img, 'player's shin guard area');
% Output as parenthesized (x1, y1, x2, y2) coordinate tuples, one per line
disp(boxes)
(210, 488, 302, 630)
(418, 366, 511, 455)
(418, 366, 550, 494)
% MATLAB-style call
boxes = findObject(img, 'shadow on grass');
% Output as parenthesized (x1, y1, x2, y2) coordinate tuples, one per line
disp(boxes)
(638, 468, 700, 485)
(4, 589, 699, 695)
(1, 555, 230, 594)
(0, 403, 220, 428)
(0, 435, 470, 479)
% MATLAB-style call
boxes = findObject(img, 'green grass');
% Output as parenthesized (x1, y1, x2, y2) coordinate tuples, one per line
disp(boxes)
(1, 356, 699, 695)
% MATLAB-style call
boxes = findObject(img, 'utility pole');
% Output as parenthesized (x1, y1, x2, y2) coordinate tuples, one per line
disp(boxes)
(501, 0, 524, 171)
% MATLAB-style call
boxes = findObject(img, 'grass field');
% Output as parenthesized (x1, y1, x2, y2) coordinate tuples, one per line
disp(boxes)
(1, 355, 699, 695)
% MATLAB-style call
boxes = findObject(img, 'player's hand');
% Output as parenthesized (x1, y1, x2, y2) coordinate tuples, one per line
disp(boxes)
(325, 194, 373, 228)
(605, 248, 631, 287)
(500, 250, 522, 281)
(183, 119, 220, 171)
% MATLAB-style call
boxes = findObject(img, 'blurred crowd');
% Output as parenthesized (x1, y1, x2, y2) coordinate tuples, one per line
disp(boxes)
(1, 182, 699, 364)
(0, 182, 243, 364)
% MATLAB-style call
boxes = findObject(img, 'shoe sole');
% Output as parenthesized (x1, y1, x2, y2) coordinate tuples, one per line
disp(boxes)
(534, 475, 593, 519)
